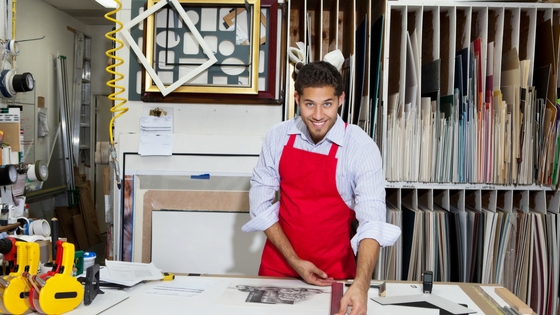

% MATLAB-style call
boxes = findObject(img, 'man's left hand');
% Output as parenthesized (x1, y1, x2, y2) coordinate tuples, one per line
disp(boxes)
(335, 283, 368, 315)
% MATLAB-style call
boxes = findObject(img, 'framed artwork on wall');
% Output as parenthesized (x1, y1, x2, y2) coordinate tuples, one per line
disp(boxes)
(125, 0, 285, 104)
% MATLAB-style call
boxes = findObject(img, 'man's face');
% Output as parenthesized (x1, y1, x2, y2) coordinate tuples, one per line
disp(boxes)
(295, 86, 343, 144)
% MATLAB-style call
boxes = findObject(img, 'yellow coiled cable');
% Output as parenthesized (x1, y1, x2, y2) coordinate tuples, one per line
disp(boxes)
(12, 0, 16, 40)
(104, 0, 128, 146)
(104, 0, 128, 188)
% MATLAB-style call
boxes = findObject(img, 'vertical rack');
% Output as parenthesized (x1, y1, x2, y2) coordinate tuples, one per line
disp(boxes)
(286, 1, 560, 313)
(80, 34, 92, 182)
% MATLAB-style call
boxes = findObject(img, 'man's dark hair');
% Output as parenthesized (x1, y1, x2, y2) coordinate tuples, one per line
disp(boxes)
(294, 61, 344, 96)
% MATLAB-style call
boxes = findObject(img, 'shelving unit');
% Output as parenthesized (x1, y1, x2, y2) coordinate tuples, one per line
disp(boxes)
(80, 34, 92, 181)
(286, 1, 560, 314)
(73, 31, 93, 183)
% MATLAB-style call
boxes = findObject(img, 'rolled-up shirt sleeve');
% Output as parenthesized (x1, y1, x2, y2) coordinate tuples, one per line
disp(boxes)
(348, 139, 401, 253)
(242, 127, 282, 232)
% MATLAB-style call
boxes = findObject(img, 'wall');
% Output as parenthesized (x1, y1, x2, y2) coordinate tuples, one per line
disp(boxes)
(16, 0, 84, 165)
(113, 1, 283, 141)
(13, 1, 113, 230)
(12, 0, 86, 222)
(111, 1, 284, 260)
(5, 0, 283, 260)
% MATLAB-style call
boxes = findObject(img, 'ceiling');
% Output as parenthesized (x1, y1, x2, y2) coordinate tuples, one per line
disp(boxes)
(40, 0, 113, 25)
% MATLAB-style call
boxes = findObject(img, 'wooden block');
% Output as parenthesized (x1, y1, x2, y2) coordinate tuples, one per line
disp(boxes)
(494, 287, 533, 314)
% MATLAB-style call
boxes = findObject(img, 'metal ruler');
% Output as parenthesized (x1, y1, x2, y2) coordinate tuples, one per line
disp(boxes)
(330, 282, 343, 315)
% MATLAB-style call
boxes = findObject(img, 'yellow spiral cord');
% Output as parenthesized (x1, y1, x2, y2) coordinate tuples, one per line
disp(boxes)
(12, 1, 16, 40)
(104, 0, 127, 188)
(104, 0, 128, 147)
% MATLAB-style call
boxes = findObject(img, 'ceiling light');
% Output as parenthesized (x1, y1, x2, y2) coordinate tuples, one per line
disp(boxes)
(95, 0, 117, 9)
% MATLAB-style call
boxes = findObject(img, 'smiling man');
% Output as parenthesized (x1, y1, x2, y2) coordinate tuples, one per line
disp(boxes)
(242, 61, 401, 315)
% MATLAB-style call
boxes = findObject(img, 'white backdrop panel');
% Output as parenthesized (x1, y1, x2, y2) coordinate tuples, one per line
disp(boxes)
(152, 210, 266, 275)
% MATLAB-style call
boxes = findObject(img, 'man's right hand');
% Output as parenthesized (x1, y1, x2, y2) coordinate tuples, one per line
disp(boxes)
(290, 258, 335, 286)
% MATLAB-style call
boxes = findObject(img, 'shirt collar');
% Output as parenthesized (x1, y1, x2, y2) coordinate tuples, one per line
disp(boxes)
(289, 116, 345, 146)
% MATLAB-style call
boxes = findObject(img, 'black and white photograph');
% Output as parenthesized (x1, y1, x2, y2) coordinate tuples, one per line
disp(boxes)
(220, 279, 331, 311)
(236, 285, 325, 305)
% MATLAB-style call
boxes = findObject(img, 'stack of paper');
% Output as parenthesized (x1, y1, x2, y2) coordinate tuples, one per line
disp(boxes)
(101, 260, 164, 287)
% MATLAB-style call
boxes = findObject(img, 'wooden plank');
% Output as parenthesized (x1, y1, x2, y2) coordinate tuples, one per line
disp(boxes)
(322, 0, 332, 56)
(0, 223, 20, 233)
(339, 0, 354, 57)
(72, 214, 90, 250)
(78, 181, 102, 246)
(458, 284, 502, 315)
(104, 167, 110, 196)
(290, 0, 304, 47)
(495, 287, 534, 314)
(54, 206, 78, 246)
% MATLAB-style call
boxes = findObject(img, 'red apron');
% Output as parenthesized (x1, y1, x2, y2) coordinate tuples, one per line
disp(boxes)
(258, 133, 356, 279)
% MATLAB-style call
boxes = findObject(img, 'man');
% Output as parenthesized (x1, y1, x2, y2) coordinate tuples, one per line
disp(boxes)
(242, 61, 401, 315)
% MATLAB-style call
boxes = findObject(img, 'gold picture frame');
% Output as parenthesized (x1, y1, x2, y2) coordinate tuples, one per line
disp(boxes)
(143, 0, 261, 95)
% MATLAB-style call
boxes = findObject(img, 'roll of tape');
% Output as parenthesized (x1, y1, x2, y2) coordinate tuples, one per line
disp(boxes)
(27, 164, 37, 181)
(16, 217, 30, 233)
(0, 164, 18, 185)
(95, 141, 111, 165)
(6, 40, 19, 56)
(12, 72, 34, 92)
(27, 160, 48, 182)
(0, 70, 15, 98)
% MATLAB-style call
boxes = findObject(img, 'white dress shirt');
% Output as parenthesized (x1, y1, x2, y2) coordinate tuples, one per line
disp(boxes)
(242, 116, 401, 253)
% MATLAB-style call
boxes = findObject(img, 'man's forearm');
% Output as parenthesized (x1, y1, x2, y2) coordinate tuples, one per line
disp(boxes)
(264, 222, 300, 267)
(334, 238, 380, 315)
(264, 222, 332, 284)
(353, 238, 380, 289)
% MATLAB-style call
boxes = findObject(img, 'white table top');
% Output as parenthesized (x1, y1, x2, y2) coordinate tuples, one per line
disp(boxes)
(51, 276, 518, 315)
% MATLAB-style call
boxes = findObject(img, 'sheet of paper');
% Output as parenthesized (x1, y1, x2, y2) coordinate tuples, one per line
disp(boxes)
(146, 277, 217, 298)
(102, 260, 163, 286)
(139, 115, 173, 156)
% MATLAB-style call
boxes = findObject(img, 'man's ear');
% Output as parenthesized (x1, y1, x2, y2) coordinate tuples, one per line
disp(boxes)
(338, 92, 345, 107)
(294, 92, 300, 106)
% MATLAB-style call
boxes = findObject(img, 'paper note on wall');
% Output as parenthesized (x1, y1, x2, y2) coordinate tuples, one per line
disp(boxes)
(138, 115, 172, 156)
